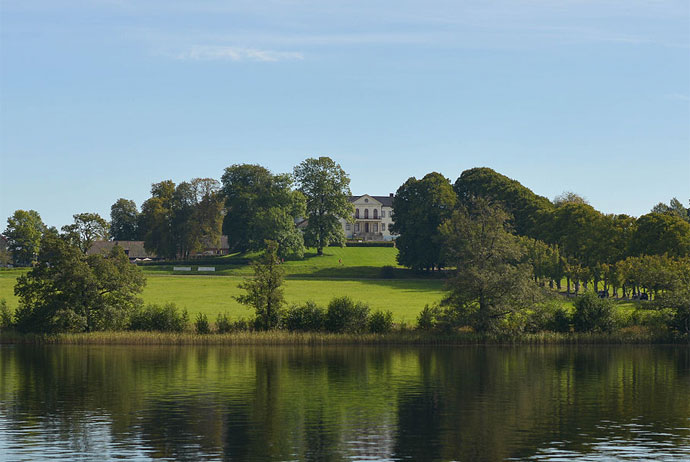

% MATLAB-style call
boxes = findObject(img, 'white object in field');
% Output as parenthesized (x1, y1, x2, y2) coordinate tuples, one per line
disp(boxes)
(198, 267, 216, 272)
(173, 266, 192, 271)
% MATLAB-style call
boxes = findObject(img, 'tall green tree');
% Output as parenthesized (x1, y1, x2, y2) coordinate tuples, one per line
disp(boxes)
(170, 181, 197, 259)
(110, 198, 141, 241)
(140, 180, 176, 259)
(293, 157, 353, 256)
(652, 197, 690, 223)
(61, 212, 109, 253)
(454, 167, 554, 239)
(235, 241, 285, 330)
(440, 198, 538, 333)
(14, 230, 145, 333)
(544, 202, 604, 289)
(4, 209, 46, 266)
(221, 165, 305, 258)
(391, 172, 457, 271)
(189, 177, 224, 253)
(631, 212, 690, 257)
(141, 179, 225, 260)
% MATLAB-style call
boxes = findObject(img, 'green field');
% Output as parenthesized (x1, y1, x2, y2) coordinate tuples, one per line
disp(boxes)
(0, 247, 446, 322)
(140, 246, 407, 278)
(0, 246, 647, 324)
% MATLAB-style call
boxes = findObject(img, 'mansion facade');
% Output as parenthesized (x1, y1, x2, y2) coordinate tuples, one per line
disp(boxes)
(340, 194, 398, 241)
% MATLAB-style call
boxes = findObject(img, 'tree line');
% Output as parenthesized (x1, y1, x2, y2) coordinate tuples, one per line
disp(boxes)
(392, 168, 689, 292)
(2, 157, 353, 264)
(2, 163, 689, 336)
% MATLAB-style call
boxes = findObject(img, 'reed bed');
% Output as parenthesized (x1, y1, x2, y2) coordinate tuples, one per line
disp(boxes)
(0, 328, 684, 345)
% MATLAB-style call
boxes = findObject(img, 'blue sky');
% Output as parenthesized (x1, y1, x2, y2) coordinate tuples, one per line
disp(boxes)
(1, 0, 688, 228)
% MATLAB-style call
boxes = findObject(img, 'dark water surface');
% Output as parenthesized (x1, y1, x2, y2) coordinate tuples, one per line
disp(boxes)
(0, 345, 689, 461)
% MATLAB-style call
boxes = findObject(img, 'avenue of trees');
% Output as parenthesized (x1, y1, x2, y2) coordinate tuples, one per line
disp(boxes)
(391, 168, 690, 293)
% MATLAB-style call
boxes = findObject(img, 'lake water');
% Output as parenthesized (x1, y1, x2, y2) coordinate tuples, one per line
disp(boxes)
(0, 345, 689, 461)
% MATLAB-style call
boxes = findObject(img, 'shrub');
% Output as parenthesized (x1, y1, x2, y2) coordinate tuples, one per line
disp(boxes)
(368, 310, 394, 333)
(573, 292, 615, 333)
(380, 265, 396, 279)
(325, 296, 370, 333)
(234, 318, 253, 332)
(283, 301, 326, 332)
(0, 299, 14, 330)
(129, 303, 189, 332)
(216, 313, 232, 333)
(551, 307, 572, 333)
(417, 304, 441, 330)
(195, 313, 210, 334)
(656, 288, 690, 335)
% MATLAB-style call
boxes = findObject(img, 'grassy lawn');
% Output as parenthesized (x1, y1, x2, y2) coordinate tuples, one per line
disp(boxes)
(0, 247, 649, 325)
(0, 273, 445, 323)
(140, 246, 406, 278)
(140, 275, 444, 322)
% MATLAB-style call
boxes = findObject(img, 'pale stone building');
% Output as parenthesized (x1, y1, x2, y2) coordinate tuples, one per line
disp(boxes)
(340, 194, 398, 241)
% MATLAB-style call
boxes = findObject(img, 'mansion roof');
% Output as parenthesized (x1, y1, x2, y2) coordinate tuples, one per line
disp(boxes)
(349, 195, 394, 207)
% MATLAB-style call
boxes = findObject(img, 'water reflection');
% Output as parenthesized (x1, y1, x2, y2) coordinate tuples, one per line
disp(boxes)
(1, 345, 689, 461)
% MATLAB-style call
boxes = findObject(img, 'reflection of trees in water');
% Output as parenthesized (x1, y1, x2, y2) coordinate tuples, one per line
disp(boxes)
(391, 346, 690, 461)
(0, 345, 689, 460)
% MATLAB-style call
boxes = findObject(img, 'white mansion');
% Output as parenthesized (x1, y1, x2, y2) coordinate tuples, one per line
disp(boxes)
(340, 194, 398, 241)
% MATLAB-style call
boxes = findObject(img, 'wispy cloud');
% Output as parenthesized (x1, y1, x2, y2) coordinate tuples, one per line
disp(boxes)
(665, 93, 690, 102)
(175, 46, 304, 62)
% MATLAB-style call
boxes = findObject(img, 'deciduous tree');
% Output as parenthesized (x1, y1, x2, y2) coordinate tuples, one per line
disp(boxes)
(222, 165, 305, 258)
(4, 210, 46, 266)
(61, 212, 109, 253)
(454, 167, 554, 239)
(391, 172, 457, 271)
(235, 241, 285, 330)
(110, 198, 141, 241)
(631, 212, 690, 257)
(440, 198, 538, 332)
(14, 230, 145, 333)
(293, 157, 352, 256)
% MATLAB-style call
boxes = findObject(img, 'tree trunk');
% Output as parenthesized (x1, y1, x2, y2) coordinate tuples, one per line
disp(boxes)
(566, 277, 570, 295)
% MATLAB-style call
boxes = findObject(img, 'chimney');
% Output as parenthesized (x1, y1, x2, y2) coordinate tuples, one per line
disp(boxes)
(389, 193, 394, 198)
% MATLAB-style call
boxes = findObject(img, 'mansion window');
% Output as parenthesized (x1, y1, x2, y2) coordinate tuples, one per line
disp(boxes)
(381, 210, 385, 218)
(364, 209, 369, 219)
(373, 209, 378, 219)
(373, 223, 378, 233)
(355, 223, 360, 232)
(346, 223, 351, 231)
(382, 223, 386, 231)
(355, 209, 360, 218)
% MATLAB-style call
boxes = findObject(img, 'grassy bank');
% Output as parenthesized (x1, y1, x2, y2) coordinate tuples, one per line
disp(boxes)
(1, 328, 684, 345)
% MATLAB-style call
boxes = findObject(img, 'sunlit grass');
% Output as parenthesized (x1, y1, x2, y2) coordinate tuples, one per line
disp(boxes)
(0, 269, 445, 321)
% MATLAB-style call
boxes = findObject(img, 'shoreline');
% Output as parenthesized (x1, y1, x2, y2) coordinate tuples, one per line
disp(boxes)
(1, 329, 686, 345)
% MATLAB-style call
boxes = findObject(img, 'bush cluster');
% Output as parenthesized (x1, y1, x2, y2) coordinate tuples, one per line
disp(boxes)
(414, 294, 620, 335)
(573, 292, 615, 333)
(283, 301, 325, 332)
(282, 297, 394, 334)
(128, 303, 189, 332)
(195, 313, 211, 334)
